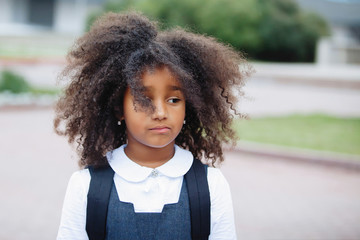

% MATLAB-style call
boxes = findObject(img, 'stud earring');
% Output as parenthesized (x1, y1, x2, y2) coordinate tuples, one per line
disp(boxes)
(117, 120, 121, 126)
(183, 120, 186, 124)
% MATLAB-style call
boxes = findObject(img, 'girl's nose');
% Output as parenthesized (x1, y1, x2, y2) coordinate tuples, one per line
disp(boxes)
(152, 100, 167, 120)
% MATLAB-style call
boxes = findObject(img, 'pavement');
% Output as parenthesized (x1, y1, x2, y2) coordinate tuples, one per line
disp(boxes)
(0, 108, 360, 240)
(243, 63, 360, 117)
(252, 63, 360, 88)
(223, 151, 360, 240)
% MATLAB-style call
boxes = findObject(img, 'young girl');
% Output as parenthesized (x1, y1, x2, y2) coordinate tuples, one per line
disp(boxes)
(55, 11, 248, 240)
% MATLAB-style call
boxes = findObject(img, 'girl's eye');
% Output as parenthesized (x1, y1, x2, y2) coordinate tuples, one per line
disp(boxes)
(168, 98, 181, 104)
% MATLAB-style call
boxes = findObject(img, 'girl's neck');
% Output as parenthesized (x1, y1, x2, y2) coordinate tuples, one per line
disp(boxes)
(124, 142, 176, 168)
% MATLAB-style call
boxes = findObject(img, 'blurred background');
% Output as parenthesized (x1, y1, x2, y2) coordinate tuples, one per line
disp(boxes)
(0, 0, 359, 239)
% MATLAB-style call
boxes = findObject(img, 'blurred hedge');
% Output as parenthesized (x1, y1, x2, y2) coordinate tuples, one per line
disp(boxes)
(0, 70, 31, 93)
(0, 70, 60, 95)
(87, 0, 329, 62)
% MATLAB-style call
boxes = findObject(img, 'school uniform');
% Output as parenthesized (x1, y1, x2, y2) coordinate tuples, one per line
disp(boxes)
(57, 145, 237, 240)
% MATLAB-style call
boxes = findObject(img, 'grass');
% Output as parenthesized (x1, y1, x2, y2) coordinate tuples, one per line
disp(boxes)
(233, 114, 360, 156)
(0, 36, 70, 58)
(0, 45, 67, 58)
(29, 87, 60, 96)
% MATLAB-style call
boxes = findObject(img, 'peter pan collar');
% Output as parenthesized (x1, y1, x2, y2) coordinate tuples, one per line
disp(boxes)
(106, 145, 193, 182)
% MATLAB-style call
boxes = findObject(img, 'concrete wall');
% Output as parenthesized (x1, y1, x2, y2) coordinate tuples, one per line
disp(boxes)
(54, 0, 88, 34)
(0, 0, 103, 35)
(0, 0, 12, 23)
(316, 26, 360, 65)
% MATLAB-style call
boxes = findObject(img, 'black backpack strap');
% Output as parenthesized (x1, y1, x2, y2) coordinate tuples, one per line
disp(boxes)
(185, 158, 211, 240)
(86, 165, 115, 240)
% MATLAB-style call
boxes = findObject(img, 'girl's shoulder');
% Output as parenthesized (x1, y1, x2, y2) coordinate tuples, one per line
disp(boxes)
(57, 169, 91, 239)
(65, 168, 91, 198)
(70, 168, 91, 181)
(207, 166, 231, 193)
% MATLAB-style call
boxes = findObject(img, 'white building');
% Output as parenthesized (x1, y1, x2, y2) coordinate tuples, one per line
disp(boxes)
(295, 0, 360, 64)
(0, 0, 104, 36)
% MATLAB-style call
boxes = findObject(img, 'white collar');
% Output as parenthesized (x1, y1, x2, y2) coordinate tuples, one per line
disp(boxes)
(106, 145, 193, 182)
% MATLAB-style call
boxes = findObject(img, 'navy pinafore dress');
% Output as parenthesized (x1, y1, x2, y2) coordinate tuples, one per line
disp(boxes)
(105, 179, 192, 240)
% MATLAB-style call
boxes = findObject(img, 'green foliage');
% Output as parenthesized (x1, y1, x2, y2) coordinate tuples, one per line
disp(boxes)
(0, 70, 60, 95)
(0, 70, 31, 93)
(87, 0, 329, 62)
(233, 114, 360, 155)
(255, 0, 329, 61)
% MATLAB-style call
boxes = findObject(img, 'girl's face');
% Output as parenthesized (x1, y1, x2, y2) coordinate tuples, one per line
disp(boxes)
(123, 66, 185, 149)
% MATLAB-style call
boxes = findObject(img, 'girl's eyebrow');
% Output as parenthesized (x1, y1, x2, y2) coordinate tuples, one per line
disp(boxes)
(169, 85, 182, 91)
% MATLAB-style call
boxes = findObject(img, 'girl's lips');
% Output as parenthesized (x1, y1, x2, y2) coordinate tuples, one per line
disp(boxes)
(149, 126, 170, 133)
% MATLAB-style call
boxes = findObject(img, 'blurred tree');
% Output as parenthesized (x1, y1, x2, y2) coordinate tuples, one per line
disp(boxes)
(87, 0, 329, 62)
(255, 0, 329, 62)
(0, 70, 30, 93)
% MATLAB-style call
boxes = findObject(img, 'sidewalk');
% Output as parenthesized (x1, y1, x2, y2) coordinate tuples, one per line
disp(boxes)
(222, 150, 360, 240)
(252, 62, 360, 89)
(227, 141, 360, 171)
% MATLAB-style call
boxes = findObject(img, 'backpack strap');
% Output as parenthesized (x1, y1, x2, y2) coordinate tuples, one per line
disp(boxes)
(86, 165, 114, 240)
(185, 158, 211, 240)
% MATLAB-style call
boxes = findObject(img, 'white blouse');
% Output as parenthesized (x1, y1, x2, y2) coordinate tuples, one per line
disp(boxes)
(57, 145, 237, 240)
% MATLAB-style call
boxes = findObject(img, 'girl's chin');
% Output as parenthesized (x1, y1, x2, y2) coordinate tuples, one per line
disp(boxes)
(146, 142, 175, 149)
(141, 140, 176, 149)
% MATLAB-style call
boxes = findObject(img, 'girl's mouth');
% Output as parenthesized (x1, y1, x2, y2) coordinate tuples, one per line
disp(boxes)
(149, 126, 170, 133)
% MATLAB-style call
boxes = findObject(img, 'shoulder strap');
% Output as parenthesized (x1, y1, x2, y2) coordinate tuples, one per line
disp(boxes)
(86, 165, 114, 240)
(185, 158, 211, 240)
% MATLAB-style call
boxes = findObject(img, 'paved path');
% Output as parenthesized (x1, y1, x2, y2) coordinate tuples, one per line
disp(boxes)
(241, 78, 360, 117)
(1, 109, 359, 239)
(223, 151, 360, 240)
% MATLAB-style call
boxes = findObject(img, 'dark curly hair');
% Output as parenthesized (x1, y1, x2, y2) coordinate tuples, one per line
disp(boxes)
(54, 11, 251, 168)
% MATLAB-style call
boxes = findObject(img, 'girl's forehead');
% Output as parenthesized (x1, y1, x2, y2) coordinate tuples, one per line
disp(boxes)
(141, 66, 182, 88)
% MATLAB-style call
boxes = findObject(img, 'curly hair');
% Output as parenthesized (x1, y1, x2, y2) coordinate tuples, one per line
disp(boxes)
(54, 11, 251, 167)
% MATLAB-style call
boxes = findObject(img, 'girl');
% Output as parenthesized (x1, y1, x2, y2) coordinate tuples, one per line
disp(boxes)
(55, 11, 249, 240)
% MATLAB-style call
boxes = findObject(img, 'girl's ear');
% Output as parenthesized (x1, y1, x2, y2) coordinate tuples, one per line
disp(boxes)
(114, 106, 124, 120)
